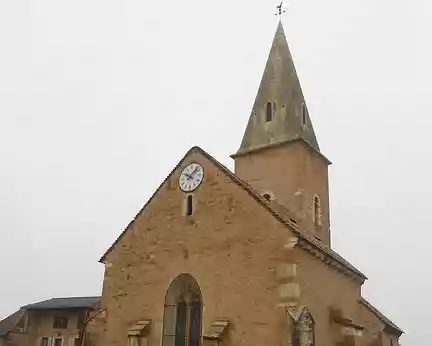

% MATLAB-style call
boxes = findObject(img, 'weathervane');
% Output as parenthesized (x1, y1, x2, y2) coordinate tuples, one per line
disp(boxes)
(275, 1, 286, 18)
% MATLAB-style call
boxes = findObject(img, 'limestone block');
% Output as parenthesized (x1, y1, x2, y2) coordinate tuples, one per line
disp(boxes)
(277, 264, 297, 280)
(342, 327, 363, 337)
(284, 237, 299, 250)
(279, 283, 300, 300)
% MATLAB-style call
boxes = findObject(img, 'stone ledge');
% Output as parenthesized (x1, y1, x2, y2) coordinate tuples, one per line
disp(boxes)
(203, 320, 229, 341)
(127, 320, 151, 337)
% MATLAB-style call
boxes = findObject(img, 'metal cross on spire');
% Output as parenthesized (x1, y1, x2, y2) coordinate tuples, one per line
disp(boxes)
(275, 1, 287, 18)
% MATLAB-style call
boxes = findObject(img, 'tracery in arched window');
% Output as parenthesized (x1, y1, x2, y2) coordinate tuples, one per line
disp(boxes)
(290, 308, 315, 346)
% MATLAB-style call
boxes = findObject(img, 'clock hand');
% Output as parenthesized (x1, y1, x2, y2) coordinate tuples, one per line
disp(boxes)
(190, 166, 199, 177)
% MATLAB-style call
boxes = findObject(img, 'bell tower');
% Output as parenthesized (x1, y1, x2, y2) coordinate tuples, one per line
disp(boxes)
(231, 22, 332, 246)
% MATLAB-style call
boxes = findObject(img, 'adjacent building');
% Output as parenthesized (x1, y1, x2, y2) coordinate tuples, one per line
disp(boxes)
(0, 297, 101, 346)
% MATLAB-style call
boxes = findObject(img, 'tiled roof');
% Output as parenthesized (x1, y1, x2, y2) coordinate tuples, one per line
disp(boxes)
(0, 309, 25, 336)
(99, 146, 366, 281)
(24, 296, 101, 310)
(359, 298, 403, 335)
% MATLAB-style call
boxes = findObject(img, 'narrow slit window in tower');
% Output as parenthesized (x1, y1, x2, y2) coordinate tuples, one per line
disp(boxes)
(313, 196, 321, 226)
(266, 101, 273, 122)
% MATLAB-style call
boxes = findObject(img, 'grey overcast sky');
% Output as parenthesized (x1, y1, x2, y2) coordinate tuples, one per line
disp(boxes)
(0, 0, 428, 345)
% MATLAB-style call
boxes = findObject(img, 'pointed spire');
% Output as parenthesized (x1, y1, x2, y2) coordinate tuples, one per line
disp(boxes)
(234, 21, 320, 157)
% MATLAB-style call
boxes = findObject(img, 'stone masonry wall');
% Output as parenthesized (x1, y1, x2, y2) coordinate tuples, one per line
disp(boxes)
(99, 149, 374, 346)
(101, 150, 293, 346)
(234, 141, 330, 245)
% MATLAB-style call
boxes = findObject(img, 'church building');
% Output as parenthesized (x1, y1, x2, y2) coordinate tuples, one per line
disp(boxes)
(0, 21, 403, 346)
(94, 21, 403, 346)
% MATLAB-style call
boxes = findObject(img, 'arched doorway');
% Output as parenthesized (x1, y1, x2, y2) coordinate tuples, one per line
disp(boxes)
(162, 274, 203, 346)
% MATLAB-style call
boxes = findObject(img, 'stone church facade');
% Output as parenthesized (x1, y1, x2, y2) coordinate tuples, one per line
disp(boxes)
(0, 22, 403, 346)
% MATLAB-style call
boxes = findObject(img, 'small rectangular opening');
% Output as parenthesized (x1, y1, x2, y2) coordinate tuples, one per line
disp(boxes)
(186, 195, 193, 216)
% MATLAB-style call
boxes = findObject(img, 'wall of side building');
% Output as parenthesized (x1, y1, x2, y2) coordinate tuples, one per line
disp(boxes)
(1, 309, 98, 346)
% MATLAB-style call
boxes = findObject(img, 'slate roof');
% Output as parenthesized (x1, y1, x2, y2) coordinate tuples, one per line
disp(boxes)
(0, 309, 25, 336)
(24, 296, 101, 310)
(359, 298, 404, 336)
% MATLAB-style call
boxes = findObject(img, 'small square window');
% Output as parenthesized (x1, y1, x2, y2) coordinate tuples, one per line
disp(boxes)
(53, 316, 68, 329)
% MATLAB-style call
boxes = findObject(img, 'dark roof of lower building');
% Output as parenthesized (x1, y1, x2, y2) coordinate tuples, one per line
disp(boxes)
(0, 309, 25, 336)
(23, 296, 101, 310)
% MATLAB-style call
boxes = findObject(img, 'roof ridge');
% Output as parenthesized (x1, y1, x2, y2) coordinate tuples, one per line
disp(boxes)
(24, 296, 101, 310)
(21, 296, 101, 308)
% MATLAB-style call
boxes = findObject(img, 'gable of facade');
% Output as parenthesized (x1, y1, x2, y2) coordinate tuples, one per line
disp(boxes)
(100, 147, 302, 346)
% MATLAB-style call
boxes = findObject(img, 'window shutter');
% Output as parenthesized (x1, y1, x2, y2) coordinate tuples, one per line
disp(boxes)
(69, 337, 76, 346)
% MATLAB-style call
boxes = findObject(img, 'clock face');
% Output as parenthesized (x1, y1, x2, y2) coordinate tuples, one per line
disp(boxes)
(179, 163, 204, 192)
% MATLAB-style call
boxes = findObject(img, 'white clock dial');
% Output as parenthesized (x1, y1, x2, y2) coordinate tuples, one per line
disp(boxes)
(179, 163, 204, 192)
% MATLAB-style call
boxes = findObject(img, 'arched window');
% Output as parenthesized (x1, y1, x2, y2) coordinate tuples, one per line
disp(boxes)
(186, 195, 193, 216)
(266, 101, 273, 122)
(313, 196, 321, 227)
(291, 308, 315, 346)
(163, 274, 203, 346)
